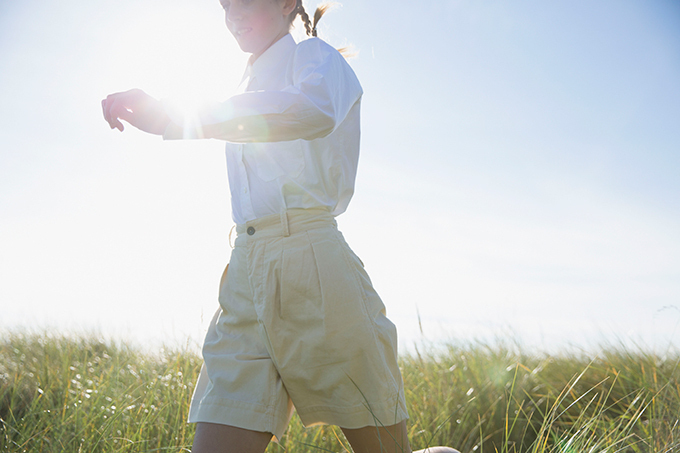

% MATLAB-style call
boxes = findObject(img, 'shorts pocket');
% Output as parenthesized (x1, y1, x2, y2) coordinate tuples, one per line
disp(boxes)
(310, 237, 371, 329)
(273, 232, 395, 394)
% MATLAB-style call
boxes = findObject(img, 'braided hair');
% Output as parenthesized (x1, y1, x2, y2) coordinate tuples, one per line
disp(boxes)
(289, 1, 355, 58)
(292, 1, 333, 37)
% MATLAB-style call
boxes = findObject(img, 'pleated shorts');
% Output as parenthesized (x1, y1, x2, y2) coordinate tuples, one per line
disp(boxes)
(188, 208, 408, 440)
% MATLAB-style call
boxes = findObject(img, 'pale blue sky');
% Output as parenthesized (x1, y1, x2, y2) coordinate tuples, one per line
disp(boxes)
(1, 0, 679, 353)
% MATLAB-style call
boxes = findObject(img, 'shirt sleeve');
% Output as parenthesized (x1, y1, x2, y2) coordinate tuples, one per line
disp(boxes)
(163, 39, 363, 142)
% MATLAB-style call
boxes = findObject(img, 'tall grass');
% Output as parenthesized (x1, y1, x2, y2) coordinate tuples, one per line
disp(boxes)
(1, 331, 678, 452)
(402, 342, 680, 452)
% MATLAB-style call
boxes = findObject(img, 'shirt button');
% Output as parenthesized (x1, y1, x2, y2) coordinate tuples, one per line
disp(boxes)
(247, 226, 255, 236)
(243, 187, 248, 194)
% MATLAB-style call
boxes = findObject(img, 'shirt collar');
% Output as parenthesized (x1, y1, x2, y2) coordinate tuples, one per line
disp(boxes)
(241, 34, 297, 87)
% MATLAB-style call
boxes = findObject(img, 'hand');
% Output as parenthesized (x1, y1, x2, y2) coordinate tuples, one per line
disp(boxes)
(101, 89, 171, 135)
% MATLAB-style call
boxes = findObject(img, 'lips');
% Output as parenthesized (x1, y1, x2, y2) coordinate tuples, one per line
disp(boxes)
(235, 27, 252, 37)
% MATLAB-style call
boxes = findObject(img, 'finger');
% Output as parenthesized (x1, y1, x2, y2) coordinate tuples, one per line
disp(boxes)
(106, 96, 130, 132)
(102, 91, 131, 124)
(110, 115, 125, 131)
(114, 108, 132, 131)
(102, 95, 121, 128)
(102, 98, 116, 128)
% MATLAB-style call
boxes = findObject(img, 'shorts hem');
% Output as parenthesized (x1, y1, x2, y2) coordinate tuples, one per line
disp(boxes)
(188, 398, 290, 442)
(296, 397, 409, 430)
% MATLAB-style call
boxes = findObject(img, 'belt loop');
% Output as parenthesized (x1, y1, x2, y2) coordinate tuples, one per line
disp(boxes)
(228, 225, 236, 248)
(280, 210, 290, 237)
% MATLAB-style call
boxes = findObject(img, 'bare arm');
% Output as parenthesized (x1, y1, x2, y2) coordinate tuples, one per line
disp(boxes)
(101, 89, 170, 135)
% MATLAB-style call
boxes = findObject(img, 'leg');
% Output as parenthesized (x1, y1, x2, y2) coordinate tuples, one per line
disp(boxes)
(341, 421, 461, 453)
(413, 449, 461, 453)
(191, 422, 272, 453)
(342, 421, 412, 453)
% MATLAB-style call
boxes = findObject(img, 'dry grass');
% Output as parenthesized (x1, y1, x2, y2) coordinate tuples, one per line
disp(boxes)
(1, 331, 678, 452)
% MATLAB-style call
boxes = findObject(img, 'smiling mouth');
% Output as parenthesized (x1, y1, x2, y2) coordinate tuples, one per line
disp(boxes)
(235, 28, 252, 37)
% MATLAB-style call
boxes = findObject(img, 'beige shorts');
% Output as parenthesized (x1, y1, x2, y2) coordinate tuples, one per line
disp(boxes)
(188, 208, 408, 440)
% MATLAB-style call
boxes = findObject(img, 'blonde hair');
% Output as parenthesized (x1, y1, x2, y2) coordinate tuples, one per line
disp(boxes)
(293, 1, 333, 37)
(290, 1, 355, 57)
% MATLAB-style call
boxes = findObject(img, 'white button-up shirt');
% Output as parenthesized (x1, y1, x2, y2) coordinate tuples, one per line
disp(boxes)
(164, 34, 363, 224)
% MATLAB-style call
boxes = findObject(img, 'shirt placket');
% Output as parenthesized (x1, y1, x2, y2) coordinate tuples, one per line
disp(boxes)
(236, 144, 255, 221)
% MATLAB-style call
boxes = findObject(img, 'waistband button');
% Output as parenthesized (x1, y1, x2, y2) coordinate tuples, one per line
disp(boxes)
(247, 226, 256, 236)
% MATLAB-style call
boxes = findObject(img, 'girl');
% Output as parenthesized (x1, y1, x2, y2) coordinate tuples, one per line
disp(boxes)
(102, 1, 458, 452)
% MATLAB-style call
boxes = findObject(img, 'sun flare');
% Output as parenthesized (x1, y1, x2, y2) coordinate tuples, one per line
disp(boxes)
(109, 1, 248, 108)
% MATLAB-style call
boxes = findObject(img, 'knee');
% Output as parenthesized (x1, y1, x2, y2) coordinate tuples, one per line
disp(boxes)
(413, 448, 461, 453)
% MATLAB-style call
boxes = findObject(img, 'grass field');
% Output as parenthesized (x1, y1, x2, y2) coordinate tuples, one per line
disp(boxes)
(1, 331, 678, 452)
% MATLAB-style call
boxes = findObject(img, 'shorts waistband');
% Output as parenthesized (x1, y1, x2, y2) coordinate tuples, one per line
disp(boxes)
(235, 208, 336, 242)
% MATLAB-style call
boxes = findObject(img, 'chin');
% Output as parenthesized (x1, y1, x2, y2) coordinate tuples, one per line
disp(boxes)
(235, 39, 259, 55)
